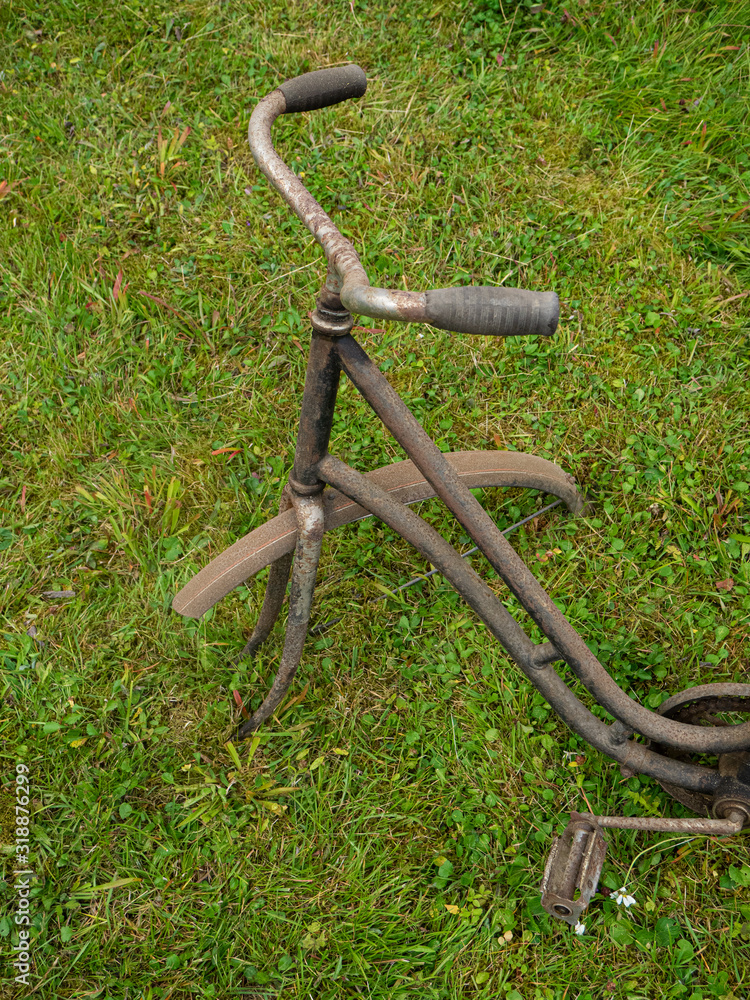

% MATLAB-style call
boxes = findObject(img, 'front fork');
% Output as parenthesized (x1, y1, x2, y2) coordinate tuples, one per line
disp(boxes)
(236, 286, 351, 736)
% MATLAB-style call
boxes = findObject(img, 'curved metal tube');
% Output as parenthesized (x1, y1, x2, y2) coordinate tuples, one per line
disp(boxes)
(248, 91, 438, 324)
(248, 90, 368, 288)
(237, 492, 325, 738)
(318, 454, 721, 795)
(341, 284, 426, 322)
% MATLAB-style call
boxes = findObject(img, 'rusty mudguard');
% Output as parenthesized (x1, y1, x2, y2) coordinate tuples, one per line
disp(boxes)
(173, 450, 585, 619)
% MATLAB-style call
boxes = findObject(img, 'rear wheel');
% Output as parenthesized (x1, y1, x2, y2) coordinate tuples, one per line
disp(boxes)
(648, 684, 750, 814)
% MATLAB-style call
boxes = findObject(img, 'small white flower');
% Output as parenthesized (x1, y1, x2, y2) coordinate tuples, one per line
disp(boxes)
(574, 921, 586, 935)
(614, 886, 636, 908)
(417, 333, 424, 339)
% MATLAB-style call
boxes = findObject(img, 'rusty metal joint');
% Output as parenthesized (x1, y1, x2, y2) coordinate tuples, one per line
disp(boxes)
(712, 800, 750, 828)
(711, 774, 750, 826)
(527, 642, 561, 669)
(311, 305, 354, 338)
(288, 475, 326, 497)
(608, 719, 635, 746)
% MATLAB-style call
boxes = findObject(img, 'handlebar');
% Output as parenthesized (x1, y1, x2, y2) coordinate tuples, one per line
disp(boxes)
(342, 285, 559, 338)
(425, 286, 559, 338)
(249, 66, 559, 339)
(278, 65, 367, 114)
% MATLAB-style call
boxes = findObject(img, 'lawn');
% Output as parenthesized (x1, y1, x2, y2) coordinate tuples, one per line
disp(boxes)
(1, 1, 749, 997)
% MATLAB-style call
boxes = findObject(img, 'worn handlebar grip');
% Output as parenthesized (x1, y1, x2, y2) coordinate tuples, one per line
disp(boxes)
(423, 287, 559, 338)
(279, 65, 367, 114)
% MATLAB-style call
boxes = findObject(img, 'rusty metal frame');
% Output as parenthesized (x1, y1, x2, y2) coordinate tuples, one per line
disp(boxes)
(173, 67, 750, 905)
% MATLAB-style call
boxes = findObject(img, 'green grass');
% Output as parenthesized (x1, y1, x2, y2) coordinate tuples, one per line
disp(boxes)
(1, 0, 750, 997)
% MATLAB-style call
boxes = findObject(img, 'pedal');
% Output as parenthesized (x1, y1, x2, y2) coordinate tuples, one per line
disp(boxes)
(540, 815, 607, 925)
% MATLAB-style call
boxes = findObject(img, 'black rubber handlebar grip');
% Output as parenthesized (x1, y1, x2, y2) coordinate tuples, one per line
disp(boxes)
(279, 65, 367, 114)
(423, 287, 559, 338)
